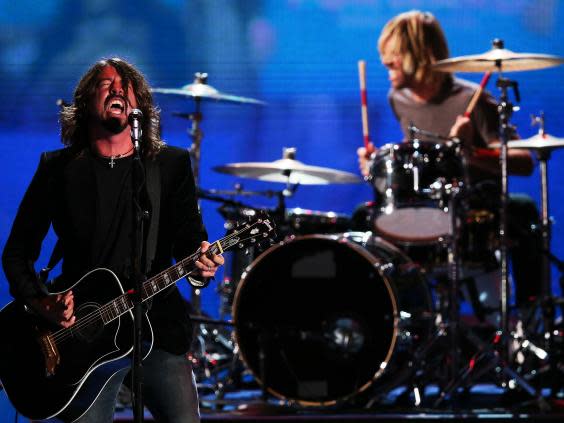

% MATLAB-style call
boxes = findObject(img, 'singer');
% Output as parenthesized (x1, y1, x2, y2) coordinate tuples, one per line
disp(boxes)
(2, 57, 223, 422)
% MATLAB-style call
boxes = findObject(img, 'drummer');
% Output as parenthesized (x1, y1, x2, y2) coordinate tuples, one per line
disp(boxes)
(356, 10, 542, 309)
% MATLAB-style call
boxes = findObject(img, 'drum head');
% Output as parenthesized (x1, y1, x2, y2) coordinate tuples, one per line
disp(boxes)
(232, 233, 432, 406)
(374, 207, 451, 244)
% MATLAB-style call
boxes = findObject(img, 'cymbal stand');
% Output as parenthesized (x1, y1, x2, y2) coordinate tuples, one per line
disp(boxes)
(495, 65, 518, 361)
(446, 184, 463, 384)
(184, 73, 207, 314)
(435, 40, 547, 409)
(187, 72, 208, 186)
(433, 179, 546, 409)
(529, 113, 559, 395)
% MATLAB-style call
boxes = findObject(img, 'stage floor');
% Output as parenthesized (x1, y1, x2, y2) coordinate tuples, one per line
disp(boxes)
(114, 385, 564, 423)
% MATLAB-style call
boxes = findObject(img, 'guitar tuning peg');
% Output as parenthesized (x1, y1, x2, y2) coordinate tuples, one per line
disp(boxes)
(244, 248, 250, 255)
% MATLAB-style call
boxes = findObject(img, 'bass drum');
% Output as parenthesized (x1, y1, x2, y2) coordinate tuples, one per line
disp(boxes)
(232, 233, 433, 406)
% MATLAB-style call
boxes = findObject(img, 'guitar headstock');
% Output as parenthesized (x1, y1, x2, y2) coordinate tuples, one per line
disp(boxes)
(222, 210, 277, 253)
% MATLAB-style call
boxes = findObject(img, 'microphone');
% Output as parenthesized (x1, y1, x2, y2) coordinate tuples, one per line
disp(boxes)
(128, 109, 143, 148)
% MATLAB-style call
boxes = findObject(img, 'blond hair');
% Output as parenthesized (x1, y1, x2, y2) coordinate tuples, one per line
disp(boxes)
(378, 11, 450, 87)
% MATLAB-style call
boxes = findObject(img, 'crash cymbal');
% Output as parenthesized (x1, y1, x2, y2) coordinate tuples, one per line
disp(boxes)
(433, 47, 564, 73)
(489, 133, 564, 151)
(152, 81, 265, 105)
(213, 159, 362, 185)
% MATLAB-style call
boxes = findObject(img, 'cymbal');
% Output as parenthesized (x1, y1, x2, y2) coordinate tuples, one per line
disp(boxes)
(490, 133, 564, 150)
(213, 159, 362, 185)
(152, 82, 265, 105)
(433, 48, 564, 73)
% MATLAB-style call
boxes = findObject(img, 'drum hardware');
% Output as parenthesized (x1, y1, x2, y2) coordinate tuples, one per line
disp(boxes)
(431, 39, 564, 408)
(192, 186, 281, 405)
(369, 135, 463, 248)
(153, 73, 266, 318)
(493, 115, 564, 396)
(189, 315, 241, 402)
(232, 233, 434, 407)
(365, 182, 486, 408)
(152, 76, 266, 105)
(432, 44, 564, 73)
(429, 183, 547, 409)
(408, 124, 460, 145)
(152, 72, 265, 408)
(198, 183, 289, 317)
(213, 147, 362, 185)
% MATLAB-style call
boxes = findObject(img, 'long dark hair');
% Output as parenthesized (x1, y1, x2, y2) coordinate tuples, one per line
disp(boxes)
(59, 57, 164, 157)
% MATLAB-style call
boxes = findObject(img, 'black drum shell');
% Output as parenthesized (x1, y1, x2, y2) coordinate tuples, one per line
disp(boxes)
(232, 233, 433, 406)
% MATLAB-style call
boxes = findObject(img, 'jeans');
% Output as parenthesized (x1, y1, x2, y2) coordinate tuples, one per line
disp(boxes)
(52, 347, 200, 423)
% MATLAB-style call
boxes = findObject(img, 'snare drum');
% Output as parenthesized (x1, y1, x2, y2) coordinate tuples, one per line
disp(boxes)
(370, 141, 463, 244)
(285, 208, 351, 235)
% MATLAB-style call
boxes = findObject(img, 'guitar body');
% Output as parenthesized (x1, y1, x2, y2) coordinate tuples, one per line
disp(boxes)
(0, 213, 274, 421)
(0, 268, 152, 421)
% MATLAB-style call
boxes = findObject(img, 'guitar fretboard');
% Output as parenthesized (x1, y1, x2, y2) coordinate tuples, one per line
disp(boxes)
(50, 215, 274, 349)
(99, 222, 263, 324)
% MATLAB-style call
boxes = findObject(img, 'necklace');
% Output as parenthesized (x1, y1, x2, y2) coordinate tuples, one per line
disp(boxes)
(98, 146, 135, 168)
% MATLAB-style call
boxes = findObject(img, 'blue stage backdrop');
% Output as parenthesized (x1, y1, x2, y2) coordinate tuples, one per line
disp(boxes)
(1, 1, 564, 419)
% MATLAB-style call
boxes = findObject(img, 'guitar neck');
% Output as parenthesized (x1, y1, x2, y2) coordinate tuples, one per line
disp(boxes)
(140, 241, 223, 302)
(101, 217, 270, 324)
(101, 242, 223, 323)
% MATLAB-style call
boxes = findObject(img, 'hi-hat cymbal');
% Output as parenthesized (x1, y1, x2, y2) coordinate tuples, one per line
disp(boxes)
(433, 48, 564, 73)
(152, 82, 265, 105)
(213, 159, 362, 185)
(489, 133, 564, 151)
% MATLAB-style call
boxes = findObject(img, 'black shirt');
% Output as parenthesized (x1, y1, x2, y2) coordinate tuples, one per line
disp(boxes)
(91, 154, 134, 278)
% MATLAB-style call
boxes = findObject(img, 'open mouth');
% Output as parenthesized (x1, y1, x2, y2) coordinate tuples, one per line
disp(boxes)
(106, 96, 126, 115)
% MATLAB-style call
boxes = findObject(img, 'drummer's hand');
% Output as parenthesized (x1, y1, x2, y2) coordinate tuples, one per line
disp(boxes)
(195, 241, 224, 278)
(357, 142, 376, 177)
(449, 115, 474, 145)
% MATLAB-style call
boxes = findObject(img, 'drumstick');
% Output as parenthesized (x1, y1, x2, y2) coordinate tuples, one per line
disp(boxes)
(464, 71, 491, 118)
(358, 60, 374, 154)
(465, 72, 495, 158)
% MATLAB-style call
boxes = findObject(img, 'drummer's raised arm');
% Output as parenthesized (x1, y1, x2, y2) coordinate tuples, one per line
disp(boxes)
(357, 142, 376, 177)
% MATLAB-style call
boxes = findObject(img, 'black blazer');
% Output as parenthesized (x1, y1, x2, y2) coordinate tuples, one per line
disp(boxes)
(2, 145, 207, 354)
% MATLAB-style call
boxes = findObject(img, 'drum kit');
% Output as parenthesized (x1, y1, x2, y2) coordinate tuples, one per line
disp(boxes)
(151, 41, 564, 410)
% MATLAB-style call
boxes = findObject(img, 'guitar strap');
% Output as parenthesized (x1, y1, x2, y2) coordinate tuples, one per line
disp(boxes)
(39, 240, 64, 284)
(144, 157, 161, 274)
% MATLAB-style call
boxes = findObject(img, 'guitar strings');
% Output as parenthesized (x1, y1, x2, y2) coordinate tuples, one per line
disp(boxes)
(50, 220, 271, 344)
(51, 230, 257, 344)
(50, 225, 264, 344)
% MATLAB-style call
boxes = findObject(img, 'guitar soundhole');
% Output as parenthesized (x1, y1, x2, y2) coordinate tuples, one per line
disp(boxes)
(74, 303, 105, 342)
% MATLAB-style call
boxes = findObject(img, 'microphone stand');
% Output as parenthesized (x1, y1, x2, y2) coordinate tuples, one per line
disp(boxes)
(130, 113, 146, 423)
